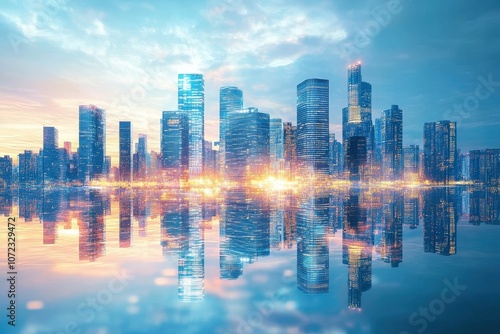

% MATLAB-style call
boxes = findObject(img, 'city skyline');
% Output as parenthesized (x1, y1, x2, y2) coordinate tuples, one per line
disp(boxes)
(1, 0, 500, 161)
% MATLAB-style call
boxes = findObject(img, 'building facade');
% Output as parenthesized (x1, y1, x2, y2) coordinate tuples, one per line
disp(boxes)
(178, 74, 204, 178)
(297, 78, 330, 176)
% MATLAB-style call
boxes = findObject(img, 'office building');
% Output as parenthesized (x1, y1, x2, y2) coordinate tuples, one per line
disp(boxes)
(226, 107, 270, 181)
(381, 105, 403, 180)
(423, 121, 457, 183)
(161, 111, 189, 181)
(404, 145, 420, 181)
(283, 122, 297, 177)
(296, 78, 330, 176)
(178, 74, 204, 178)
(219, 86, 243, 178)
(0, 156, 12, 190)
(119, 121, 132, 182)
(270, 118, 284, 174)
(78, 105, 106, 184)
(42, 126, 60, 184)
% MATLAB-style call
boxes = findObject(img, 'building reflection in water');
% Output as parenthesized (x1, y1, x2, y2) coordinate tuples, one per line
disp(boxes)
(343, 189, 372, 309)
(160, 191, 205, 302)
(380, 191, 403, 267)
(423, 187, 458, 256)
(134, 191, 149, 237)
(2, 184, 497, 310)
(469, 189, 500, 225)
(178, 192, 205, 302)
(297, 187, 330, 294)
(0, 188, 12, 216)
(79, 189, 106, 261)
(220, 188, 270, 280)
(119, 190, 132, 248)
(404, 190, 420, 229)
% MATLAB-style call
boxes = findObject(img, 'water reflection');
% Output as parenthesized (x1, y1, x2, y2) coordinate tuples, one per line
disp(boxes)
(423, 188, 457, 256)
(1, 185, 499, 332)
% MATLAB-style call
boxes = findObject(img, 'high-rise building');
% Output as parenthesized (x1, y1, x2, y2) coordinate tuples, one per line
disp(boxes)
(178, 74, 204, 178)
(469, 148, 500, 187)
(43, 126, 60, 184)
(297, 78, 330, 176)
(270, 118, 283, 174)
(133, 134, 148, 181)
(78, 105, 106, 184)
(345, 136, 367, 181)
(381, 105, 403, 180)
(203, 140, 217, 177)
(161, 111, 189, 181)
(329, 133, 343, 176)
(404, 145, 420, 181)
(219, 87, 243, 178)
(283, 122, 297, 177)
(344, 63, 375, 180)
(119, 121, 132, 182)
(18, 150, 37, 187)
(226, 107, 270, 181)
(423, 121, 457, 183)
(0, 156, 13, 190)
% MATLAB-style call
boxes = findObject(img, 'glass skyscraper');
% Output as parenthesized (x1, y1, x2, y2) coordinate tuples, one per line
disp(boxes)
(219, 86, 243, 178)
(226, 107, 270, 181)
(381, 105, 403, 180)
(270, 118, 283, 174)
(296, 78, 330, 176)
(344, 63, 375, 180)
(119, 121, 132, 182)
(0, 155, 13, 190)
(178, 74, 204, 178)
(423, 120, 457, 183)
(43, 126, 60, 184)
(161, 111, 189, 181)
(78, 105, 106, 184)
(283, 122, 297, 177)
(404, 145, 420, 181)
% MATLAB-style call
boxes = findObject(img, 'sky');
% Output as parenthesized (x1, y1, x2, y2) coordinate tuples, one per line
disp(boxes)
(1, 0, 499, 165)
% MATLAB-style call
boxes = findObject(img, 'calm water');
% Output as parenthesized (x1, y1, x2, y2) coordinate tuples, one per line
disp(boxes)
(1, 186, 499, 334)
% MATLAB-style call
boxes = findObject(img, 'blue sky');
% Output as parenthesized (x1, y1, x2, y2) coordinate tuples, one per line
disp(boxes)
(0, 0, 499, 162)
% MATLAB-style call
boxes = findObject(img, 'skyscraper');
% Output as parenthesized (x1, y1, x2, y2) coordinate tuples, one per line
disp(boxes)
(423, 121, 457, 183)
(161, 111, 189, 181)
(219, 86, 243, 178)
(344, 63, 375, 180)
(381, 105, 403, 180)
(0, 156, 12, 190)
(296, 78, 330, 176)
(178, 74, 204, 178)
(18, 150, 37, 187)
(226, 107, 270, 181)
(133, 134, 148, 181)
(78, 105, 106, 184)
(329, 133, 343, 176)
(283, 122, 297, 177)
(119, 121, 132, 182)
(469, 148, 500, 187)
(345, 136, 367, 181)
(43, 126, 60, 184)
(404, 145, 420, 181)
(270, 118, 283, 174)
